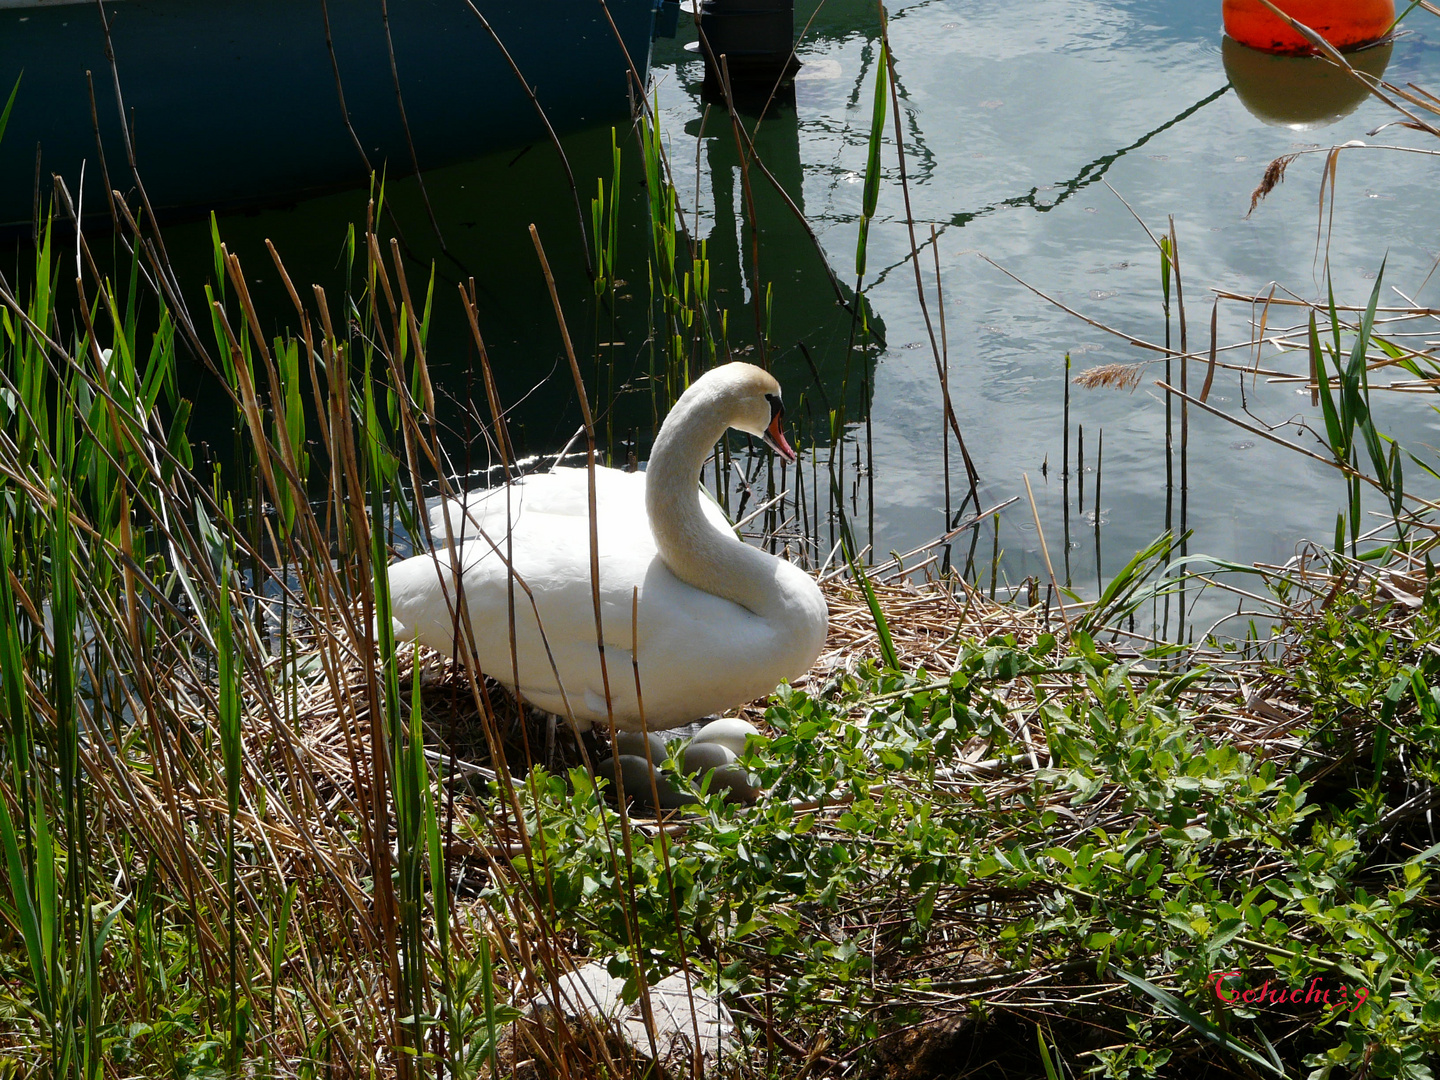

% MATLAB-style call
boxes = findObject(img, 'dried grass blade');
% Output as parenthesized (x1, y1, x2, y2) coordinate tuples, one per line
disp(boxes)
(1200, 298, 1218, 403)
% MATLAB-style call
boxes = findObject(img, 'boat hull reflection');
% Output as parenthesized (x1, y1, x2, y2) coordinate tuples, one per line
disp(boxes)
(0, 0, 663, 231)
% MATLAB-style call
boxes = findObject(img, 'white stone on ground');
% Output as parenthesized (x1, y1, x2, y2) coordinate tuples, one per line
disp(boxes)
(530, 959, 736, 1072)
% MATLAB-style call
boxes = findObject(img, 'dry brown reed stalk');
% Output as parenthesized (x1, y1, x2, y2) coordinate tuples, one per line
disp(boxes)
(876, 16, 980, 500)
(980, 254, 1396, 383)
(1157, 376, 1440, 514)
(529, 221, 668, 1062)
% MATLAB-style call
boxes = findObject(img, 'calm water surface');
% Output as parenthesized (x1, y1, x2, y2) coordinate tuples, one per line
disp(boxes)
(650, 0, 1440, 634)
(32, 0, 1440, 634)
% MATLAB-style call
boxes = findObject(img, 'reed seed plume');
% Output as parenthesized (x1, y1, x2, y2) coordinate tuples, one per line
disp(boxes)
(1249, 152, 1298, 216)
(1072, 361, 1145, 391)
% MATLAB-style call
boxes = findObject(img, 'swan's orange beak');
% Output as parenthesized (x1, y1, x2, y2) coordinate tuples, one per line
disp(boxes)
(764, 408, 797, 463)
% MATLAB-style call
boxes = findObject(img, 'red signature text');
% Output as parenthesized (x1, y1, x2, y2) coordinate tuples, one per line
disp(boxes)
(1208, 972, 1368, 1012)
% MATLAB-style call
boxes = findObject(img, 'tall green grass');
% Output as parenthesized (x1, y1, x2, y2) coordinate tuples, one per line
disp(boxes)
(0, 184, 544, 1074)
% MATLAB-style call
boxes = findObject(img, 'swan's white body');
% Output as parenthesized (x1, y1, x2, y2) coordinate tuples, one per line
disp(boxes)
(385, 363, 828, 731)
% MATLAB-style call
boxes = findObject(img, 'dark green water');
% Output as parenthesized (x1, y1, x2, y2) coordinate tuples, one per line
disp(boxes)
(10, 0, 1440, 636)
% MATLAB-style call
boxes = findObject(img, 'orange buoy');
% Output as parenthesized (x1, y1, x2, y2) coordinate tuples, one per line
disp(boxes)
(1222, 0, 1394, 54)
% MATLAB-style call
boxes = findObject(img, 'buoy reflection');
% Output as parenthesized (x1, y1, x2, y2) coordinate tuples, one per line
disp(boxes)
(1223, 35, 1393, 129)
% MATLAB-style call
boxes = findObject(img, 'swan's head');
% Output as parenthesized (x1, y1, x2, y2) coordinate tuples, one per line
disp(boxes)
(701, 363, 796, 463)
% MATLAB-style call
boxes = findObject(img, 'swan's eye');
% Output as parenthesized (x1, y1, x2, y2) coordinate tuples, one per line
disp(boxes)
(765, 392, 783, 421)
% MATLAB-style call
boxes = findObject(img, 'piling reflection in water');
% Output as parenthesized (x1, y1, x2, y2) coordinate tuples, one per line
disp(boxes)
(675, 89, 883, 550)
(685, 98, 880, 423)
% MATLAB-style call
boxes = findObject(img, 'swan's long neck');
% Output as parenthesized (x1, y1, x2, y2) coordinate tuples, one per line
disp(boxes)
(645, 387, 793, 621)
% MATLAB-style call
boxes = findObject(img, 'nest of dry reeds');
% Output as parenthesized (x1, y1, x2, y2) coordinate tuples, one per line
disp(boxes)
(290, 567, 1059, 801)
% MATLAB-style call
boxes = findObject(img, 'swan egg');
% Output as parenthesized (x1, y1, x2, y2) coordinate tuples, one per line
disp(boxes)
(613, 729, 671, 763)
(679, 741, 760, 803)
(596, 755, 689, 809)
(688, 718, 762, 758)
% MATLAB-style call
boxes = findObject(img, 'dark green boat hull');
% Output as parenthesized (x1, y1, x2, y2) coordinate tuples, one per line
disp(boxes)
(0, 0, 664, 230)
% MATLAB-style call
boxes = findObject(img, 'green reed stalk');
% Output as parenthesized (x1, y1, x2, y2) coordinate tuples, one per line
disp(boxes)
(49, 410, 97, 1080)
(0, 75, 19, 147)
(855, 37, 887, 287)
(1159, 234, 1174, 639)
(830, 473, 898, 668)
(365, 352, 429, 1078)
(637, 102, 723, 406)
(590, 128, 624, 460)
(0, 522, 53, 1022)
(1311, 264, 1397, 553)
(639, 102, 684, 396)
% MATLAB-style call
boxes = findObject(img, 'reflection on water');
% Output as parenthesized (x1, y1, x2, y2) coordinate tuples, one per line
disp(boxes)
(1223, 36, 1393, 128)
(651, 0, 1440, 634)
(141, 96, 879, 476)
(685, 97, 881, 401)
(0, 0, 660, 231)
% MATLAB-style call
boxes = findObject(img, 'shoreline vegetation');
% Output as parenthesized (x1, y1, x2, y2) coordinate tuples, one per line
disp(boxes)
(2, 3, 1440, 1077)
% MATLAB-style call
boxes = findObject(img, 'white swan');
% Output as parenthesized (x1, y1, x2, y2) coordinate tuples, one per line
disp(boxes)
(386, 363, 829, 731)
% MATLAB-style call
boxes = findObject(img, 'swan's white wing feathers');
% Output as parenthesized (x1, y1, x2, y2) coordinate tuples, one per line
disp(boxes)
(388, 525, 797, 729)
(429, 467, 732, 543)
(394, 457, 822, 731)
